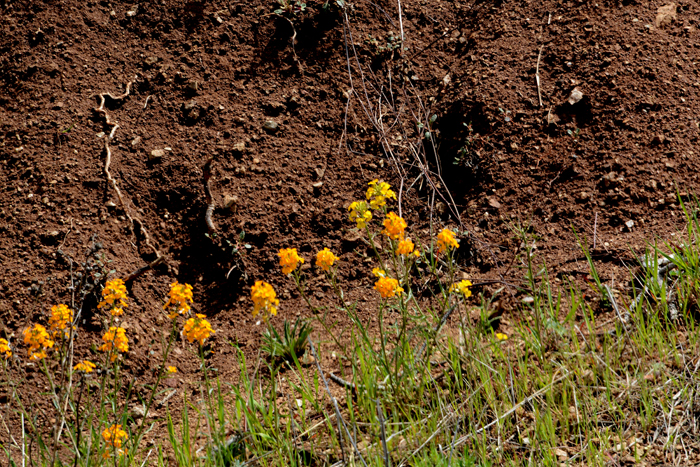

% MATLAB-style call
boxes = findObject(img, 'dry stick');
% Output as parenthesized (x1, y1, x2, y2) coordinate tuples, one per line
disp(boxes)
(202, 157, 217, 233)
(376, 399, 390, 467)
(535, 45, 544, 107)
(396, 0, 405, 46)
(95, 78, 164, 276)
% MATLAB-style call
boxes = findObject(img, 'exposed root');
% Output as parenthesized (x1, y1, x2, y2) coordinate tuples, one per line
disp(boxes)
(202, 157, 217, 233)
(94, 78, 165, 274)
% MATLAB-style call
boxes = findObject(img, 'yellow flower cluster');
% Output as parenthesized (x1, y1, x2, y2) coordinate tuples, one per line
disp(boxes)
(382, 212, 407, 240)
(374, 276, 404, 299)
(316, 248, 339, 272)
(102, 424, 128, 457)
(348, 201, 372, 229)
(495, 333, 508, 341)
(0, 338, 11, 359)
(251, 281, 279, 321)
(99, 327, 129, 362)
(98, 278, 128, 316)
(278, 248, 304, 275)
(73, 360, 96, 373)
(437, 228, 459, 254)
(48, 304, 73, 339)
(183, 314, 214, 346)
(164, 281, 194, 319)
(396, 237, 417, 256)
(23, 324, 54, 361)
(449, 280, 472, 299)
(366, 179, 396, 210)
(167, 366, 177, 374)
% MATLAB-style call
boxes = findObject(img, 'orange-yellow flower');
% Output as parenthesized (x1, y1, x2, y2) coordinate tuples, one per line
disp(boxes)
(73, 360, 96, 373)
(251, 281, 279, 321)
(348, 201, 372, 229)
(366, 179, 396, 210)
(183, 314, 214, 346)
(372, 267, 386, 278)
(48, 304, 73, 339)
(98, 278, 128, 316)
(99, 327, 128, 362)
(437, 228, 459, 254)
(278, 248, 304, 275)
(316, 248, 339, 272)
(0, 338, 11, 359)
(164, 281, 194, 319)
(396, 237, 415, 255)
(167, 366, 177, 374)
(102, 424, 128, 458)
(382, 212, 407, 240)
(495, 333, 508, 341)
(374, 276, 404, 299)
(449, 280, 472, 299)
(23, 324, 54, 361)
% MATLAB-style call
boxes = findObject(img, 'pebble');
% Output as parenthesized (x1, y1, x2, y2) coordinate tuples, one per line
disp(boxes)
(568, 87, 583, 105)
(625, 220, 635, 230)
(312, 182, 323, 189)
(183, 99, 196, 111)
(232, 141, 246, 155)
(131, 136, 142, 146)
(262, 120, 279, 132)
(149, 149, 165, 161)
(223, 194, 238, 210)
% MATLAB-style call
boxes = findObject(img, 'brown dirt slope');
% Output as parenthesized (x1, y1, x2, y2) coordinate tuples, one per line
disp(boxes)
(0, 0, 699, 387)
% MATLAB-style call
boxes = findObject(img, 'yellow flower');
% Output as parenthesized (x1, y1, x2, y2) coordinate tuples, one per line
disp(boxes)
(278, 248, 304, 275)
(366, 179, 396, 210)
(102, 424, 128, 458)
(449, 280, 472, 299)
(183, 314, 214, 346)
(99, 327, 129, 362)
(374, 276, 404, 299)
(251, 281, 279, 321)
(0, 338, 11, 359)
(316, 248, 339, 272)
(164, 281, 194, 319)
(372, 267, 386, 278)
(382, 212, 407, 240)
(495, 333, 509, 341)
(396, 237, 414, 255)
(23, 324, 54, 361)
(98, 278, 128, 316)
(348, 201, 372, 229)
(436, 228, 459, 254)
(73, 360, 96, 373)
(48, 304, 73, 339)
(167, 366, 177, 374)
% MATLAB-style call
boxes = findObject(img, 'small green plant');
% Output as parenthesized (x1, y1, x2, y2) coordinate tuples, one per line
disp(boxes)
(567, 127, 581, 139)
(273, 0, 306, 16)
(262, 317, 312, 362)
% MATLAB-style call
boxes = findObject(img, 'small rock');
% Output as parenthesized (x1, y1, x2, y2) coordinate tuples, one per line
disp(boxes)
(312, 182, 323, 189)
(315, 167, 325, 179)
(144, 56, 159, 66)
(488, 197, 502, 209)
(568, 87, 583, 105)
(126, 6, 138, 16)
(577, 191, 590, 201)
(522, 296, 535, 304)
(262, 120, 279, 133)
(655, 3, 676, 29)
(509, 142, 518, 151)
(106, 201, 116, 208)
(49, 230, 60, 237)
(183, 99, 196, 111)
(223, 194, 238, 211)
(232, 141, 246, 155)
(131, 405, 146, 419)
(625, 220, 635, 230)
(253, 158, 260, 164)
(651, 134, 665, 145)
(189, 108, 200, 120)
(149, 149, 165, 161)
(186, 79, 199, 93)
(131, 136, 142, 147)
